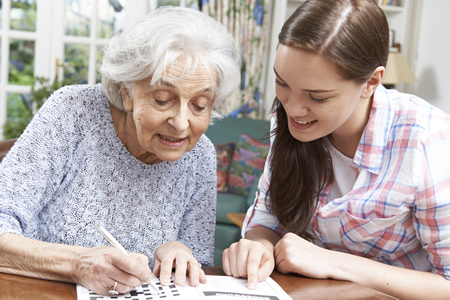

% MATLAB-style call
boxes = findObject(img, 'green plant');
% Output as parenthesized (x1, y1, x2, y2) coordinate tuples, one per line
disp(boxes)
(3, 77, 75, 140)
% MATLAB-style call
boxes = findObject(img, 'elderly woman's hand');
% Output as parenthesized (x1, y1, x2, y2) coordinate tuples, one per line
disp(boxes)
(153, 241, 207, 287)
(73, 246, 151, 295)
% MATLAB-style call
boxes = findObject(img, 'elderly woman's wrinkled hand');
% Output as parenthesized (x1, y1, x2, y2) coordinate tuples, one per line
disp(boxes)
(152, 241, 206, 287)
(73, 246, 151, 295)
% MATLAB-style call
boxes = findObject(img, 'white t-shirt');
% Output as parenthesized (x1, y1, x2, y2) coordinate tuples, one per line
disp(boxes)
(326, 139, 359, 202)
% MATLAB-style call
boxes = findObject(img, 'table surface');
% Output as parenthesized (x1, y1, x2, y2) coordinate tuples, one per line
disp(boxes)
(226, 212, 246, 228)
(0, 267, 398, 300)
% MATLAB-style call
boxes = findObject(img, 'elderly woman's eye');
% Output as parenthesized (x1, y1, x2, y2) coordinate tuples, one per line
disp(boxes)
(194, 105, 206, 111)
(155, 99, 168, 105)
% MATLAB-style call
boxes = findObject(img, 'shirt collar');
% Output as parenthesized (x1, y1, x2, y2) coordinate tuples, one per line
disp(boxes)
(353, 85, 394, 175)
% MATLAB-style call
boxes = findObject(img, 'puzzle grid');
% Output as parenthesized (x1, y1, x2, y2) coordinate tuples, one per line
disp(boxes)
(85, 279, 181, 300)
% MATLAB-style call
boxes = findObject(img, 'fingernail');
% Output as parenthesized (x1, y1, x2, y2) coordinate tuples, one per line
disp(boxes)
(248, 282, 256, 290)
(161, 279, 170, 285)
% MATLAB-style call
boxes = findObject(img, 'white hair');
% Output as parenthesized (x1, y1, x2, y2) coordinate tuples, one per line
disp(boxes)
(100, 6, 241, 120)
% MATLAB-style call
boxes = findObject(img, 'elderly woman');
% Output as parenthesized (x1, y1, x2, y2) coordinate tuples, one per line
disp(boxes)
(0, 7, 240, 296)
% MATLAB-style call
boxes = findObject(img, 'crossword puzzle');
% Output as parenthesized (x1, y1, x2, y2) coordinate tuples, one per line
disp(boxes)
(83, 279, 181, 300)
(77, 274, 292, 300)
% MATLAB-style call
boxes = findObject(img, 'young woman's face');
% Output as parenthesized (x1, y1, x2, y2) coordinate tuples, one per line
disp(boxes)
(122, 59, 215, 163)
(274, 45, 369, 143)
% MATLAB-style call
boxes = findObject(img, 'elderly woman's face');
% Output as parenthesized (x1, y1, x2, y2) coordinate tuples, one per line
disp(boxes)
(121, 60, 215, 163)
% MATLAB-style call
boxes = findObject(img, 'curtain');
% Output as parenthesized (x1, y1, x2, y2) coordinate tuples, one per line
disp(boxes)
(200, 0, 271, 119)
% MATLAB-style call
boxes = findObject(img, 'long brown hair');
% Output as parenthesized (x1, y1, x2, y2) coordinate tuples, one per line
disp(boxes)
(268, 0, 389, 240)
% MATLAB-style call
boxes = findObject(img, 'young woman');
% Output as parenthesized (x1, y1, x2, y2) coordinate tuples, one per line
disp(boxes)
(222, 0, 450, 299)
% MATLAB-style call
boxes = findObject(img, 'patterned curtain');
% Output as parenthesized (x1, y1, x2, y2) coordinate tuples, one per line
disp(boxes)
(200, 0, 271, 119)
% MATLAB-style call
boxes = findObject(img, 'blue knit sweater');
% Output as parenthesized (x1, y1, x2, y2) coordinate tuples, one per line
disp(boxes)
(0, 84, 217, 267)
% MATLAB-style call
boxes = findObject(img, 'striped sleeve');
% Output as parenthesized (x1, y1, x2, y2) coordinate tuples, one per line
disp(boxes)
(414, 124, 450, 280)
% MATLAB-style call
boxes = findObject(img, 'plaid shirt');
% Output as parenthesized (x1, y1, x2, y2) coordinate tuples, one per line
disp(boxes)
(243, 86, 450, 280)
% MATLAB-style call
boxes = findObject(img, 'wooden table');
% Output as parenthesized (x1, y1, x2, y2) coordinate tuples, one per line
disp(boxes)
(0, 267, 397, 300)
(227, 212, 246, 228)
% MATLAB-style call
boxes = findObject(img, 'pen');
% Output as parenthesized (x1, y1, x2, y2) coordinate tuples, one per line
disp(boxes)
(97, 224, 160, 294)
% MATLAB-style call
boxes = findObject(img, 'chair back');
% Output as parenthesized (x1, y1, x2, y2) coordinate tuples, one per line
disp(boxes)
(0, 139, 17, 162)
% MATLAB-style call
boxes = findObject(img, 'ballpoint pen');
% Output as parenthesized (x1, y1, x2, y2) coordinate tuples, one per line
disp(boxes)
(97, 224, 160, 295)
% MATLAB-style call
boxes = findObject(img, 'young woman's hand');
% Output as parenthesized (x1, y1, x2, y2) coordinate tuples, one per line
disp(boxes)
(274, 232, 336, 279)
(153, 241, 206, 287)
(222, 238, 275, 290)
(274, 232, 450, 299)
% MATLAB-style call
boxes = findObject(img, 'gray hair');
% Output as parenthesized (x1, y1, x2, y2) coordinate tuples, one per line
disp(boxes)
(100, 6, 241, 120)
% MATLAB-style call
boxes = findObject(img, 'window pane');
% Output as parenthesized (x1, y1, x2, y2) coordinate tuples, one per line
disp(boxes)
(96, 46, 104, 83)
(9, 39, 35, 85)
(4, 93, 33, 139)
(10, 0, 37, 31)
(7, 93, 32, 119)
(97, 0, 126, 39)
(64, 44, 89, 84)
(158, 0, 180, 7)
(65, 0, 93, 37)
(186, 0, 199, 9)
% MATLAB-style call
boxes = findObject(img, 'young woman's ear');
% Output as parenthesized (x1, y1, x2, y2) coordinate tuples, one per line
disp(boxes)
(120, 82, 133, 112)
(361, 66, 385, 99)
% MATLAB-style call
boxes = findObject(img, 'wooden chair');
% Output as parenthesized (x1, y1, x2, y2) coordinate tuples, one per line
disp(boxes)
(0, 139, 17, 162)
